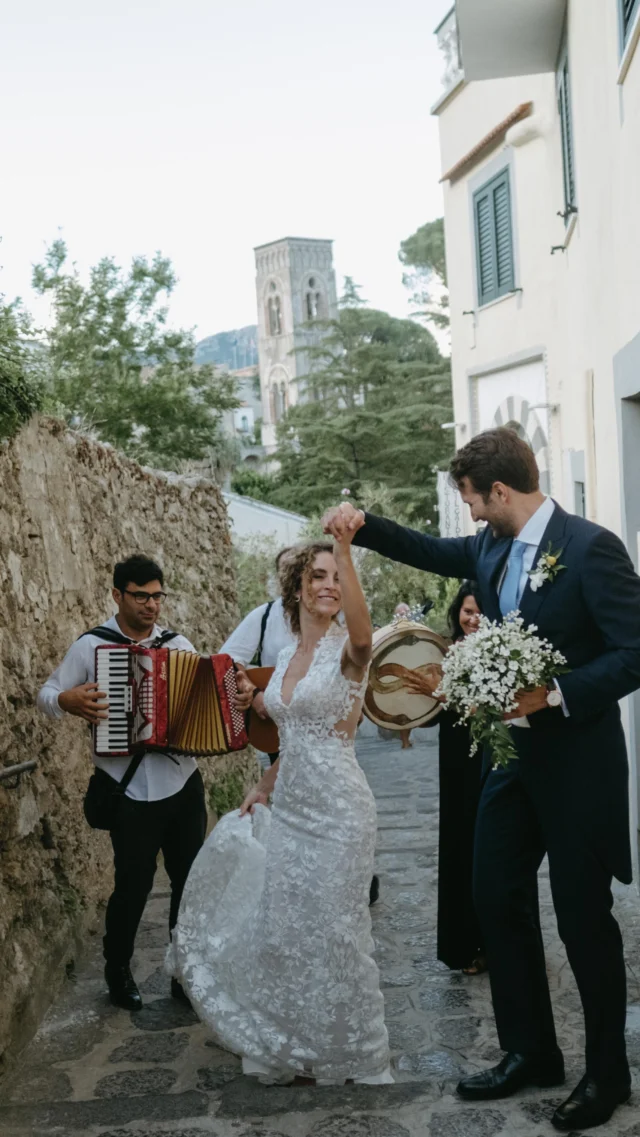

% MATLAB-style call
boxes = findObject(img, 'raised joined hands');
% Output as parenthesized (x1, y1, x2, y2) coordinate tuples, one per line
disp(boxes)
(321, 502, 365, 543)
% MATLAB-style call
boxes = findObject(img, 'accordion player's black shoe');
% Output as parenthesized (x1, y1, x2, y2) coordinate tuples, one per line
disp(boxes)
(105, 963, 143, 1012)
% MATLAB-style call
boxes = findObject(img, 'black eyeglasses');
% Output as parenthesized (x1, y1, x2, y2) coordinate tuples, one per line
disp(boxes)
(123, 590, 168, 606)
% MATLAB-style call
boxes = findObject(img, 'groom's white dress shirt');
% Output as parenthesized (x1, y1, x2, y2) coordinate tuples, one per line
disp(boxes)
(499, 495, 556, 602)
(498, 496, 568, 727)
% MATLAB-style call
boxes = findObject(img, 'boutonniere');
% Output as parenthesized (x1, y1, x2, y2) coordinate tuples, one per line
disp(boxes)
(528, 543, 566, 592)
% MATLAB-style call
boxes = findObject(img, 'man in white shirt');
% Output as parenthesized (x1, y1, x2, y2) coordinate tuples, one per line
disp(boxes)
(220, 548, 296, 767)
(38, 555, 206, 1012)
(221, 595, 295, 670)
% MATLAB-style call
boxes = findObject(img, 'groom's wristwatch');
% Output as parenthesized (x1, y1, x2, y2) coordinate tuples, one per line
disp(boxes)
(546, 683, 563, 708)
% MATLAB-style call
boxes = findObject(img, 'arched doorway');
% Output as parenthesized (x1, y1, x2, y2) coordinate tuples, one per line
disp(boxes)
(492, 395, 551, 494)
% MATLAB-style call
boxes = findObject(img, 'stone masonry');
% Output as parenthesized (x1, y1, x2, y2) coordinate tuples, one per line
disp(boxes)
(3, 724, 640, 1136)
(0, 418, 259, 1072)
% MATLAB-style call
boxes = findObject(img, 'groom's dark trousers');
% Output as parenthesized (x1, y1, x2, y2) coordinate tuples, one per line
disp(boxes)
(355, 503, 640, 1090)
(475, 714, 628, 1086)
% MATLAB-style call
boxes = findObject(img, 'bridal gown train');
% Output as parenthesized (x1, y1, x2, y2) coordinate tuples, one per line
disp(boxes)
(167, 624, 392, 1084)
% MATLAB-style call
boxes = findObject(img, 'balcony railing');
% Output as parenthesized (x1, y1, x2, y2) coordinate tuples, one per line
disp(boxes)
(435, 6, 463, 95)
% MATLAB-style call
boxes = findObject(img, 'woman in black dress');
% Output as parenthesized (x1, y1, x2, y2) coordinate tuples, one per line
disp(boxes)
(407, 582, 486, 974)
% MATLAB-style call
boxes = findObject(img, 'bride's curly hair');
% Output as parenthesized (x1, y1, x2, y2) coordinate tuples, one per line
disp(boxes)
(280, 542, 337, 635)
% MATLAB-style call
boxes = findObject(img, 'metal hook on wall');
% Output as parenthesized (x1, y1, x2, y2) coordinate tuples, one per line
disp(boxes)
(0, 760, 38, 790)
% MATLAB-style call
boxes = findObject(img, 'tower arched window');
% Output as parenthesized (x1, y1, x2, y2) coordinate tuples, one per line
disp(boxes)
(305, 275, 324, 321)
(266, 281, 283, 336)
(272, 384, 284, 422)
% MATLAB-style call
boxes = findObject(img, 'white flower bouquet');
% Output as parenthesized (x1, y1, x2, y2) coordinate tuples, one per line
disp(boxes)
(437, 614, 568, 769)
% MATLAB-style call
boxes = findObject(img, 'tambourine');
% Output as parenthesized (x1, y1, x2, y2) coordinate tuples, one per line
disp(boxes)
(363, 619, 448, 731)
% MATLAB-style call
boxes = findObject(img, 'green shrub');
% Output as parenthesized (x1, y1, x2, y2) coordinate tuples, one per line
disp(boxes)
(0, 299, 43, 440)
(208, 770, 247, 818)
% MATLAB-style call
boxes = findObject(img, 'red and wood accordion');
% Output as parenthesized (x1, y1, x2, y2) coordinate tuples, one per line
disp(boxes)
(94, 645, 247, 758)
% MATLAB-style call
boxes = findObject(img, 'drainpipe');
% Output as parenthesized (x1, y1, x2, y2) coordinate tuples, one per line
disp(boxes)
(585, 369, 598, 522)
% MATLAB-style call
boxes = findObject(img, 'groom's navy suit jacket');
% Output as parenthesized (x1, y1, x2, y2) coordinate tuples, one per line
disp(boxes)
(355, 503, 640, 882)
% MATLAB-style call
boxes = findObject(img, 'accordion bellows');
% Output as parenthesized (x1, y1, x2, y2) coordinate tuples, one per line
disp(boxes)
(94, 645, 247, 758)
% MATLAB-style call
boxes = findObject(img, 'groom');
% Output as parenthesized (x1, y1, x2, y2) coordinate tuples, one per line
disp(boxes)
(322, 427, 640, 1132)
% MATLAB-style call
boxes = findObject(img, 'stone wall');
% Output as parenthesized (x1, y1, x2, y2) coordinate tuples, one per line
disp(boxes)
(0, 418, 259, 1072)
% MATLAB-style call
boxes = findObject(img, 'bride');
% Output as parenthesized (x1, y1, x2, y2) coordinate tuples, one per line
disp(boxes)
(167, 532, 392, 1086)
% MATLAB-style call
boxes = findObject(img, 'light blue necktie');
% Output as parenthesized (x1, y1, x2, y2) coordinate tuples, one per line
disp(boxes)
(499, 539, 527, 617)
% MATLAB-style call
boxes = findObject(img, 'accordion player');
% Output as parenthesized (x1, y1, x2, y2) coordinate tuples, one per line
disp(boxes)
(94, 644, 247, 758)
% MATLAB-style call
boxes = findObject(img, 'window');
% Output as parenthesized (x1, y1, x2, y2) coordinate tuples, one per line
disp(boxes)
(270, 382, 288, 423)
(267, 296, 282, 336)
(305, 276, 324, 321)
(473, 168, 515, 307)
(271, 385, 283, 422)
(557, 46, 576, 222)
(574, 481, 586, 518)
(621, 0, 640, 43)
(266, 282, 283, 336)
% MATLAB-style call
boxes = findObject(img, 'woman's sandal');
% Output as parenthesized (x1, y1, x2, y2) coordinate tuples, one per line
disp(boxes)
(462, 955, 488, 976)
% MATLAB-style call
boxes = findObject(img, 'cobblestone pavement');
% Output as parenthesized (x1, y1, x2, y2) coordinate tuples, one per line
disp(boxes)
(4, 725, 640, 1136)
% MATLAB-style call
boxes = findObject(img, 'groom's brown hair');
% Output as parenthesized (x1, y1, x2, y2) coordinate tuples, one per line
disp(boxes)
(450, 427, 540, 499)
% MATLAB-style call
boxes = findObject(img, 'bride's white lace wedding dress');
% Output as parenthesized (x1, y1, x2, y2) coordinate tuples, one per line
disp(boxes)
(167, 624, 392, 1085)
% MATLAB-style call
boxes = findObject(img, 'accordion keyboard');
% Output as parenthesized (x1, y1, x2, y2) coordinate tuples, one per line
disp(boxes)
(95, 646, 133, 757)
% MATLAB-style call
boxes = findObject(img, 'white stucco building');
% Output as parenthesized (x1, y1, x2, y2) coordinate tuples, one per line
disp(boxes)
(432, 0, 640, 861)
(222, 492, 307, 546)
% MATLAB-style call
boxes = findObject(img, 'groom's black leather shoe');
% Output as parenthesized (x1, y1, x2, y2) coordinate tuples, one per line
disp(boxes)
(551, 1074, 631, 1131)
(456, 1049, 565, 1101)
(105, 963, 143, 1012)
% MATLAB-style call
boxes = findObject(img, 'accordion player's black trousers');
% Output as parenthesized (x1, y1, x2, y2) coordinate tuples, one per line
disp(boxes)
(103, 769, 207, 967)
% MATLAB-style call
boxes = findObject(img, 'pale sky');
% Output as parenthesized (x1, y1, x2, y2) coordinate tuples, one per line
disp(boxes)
(1, 0, 451, 340)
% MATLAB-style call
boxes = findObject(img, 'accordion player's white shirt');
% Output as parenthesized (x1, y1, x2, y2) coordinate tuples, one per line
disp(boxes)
(37, 616, 198, 802)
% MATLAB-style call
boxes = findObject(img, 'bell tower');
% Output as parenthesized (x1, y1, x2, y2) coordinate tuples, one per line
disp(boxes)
(254, 237, 338, 452)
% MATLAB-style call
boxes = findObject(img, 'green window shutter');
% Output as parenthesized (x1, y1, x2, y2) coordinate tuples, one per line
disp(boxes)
(493, 177, 514, 292)
(622, 0, 640, 40)
(473, 168, 514, 307)
(557, 53, 576, 218)
(475, 190, 496, 304)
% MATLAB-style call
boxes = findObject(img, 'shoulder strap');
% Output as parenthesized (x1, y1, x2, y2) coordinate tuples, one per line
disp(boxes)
(78, 627, 180, 647)
(78, 626, 133, 645)
(151, 631, 179, 647)
(253, 601, 274, 667)
(118, 751, 145, 791)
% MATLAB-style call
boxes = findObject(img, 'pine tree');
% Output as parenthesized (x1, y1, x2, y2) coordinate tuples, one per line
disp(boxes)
(268, 287, 453, 524)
